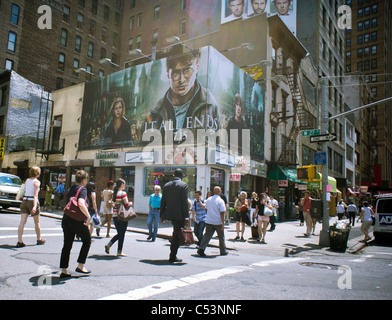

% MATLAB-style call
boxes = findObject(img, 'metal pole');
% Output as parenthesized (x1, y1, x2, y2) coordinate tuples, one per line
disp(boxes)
(319, 77, 330, 247)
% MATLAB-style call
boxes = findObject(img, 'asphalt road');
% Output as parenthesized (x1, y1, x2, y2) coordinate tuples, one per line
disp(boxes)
(1, 211, 392, 303)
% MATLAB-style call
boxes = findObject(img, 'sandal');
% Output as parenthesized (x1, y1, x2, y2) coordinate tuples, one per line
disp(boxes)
(37, 239, 46, 245)
(16, 242, 26, 248)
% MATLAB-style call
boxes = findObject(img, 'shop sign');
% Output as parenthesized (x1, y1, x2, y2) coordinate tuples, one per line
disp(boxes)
(94, 152, 123, 167)
(298, 184, 308, 191)
(125, 151, 154, 164)
(278, 180, 288, 187)
(229, 173, 241, 182)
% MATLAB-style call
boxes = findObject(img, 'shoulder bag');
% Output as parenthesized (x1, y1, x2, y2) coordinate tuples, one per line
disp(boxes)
(16, 182, 26, 201)
(118, 203, 137, 221)
(264, 205, 273, 216)
(179, 228, 195, 246)
(64, 186, 88, 221)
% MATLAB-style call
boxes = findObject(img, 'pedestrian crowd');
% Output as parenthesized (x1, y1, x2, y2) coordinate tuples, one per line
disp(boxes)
(14, 166, 376, 277)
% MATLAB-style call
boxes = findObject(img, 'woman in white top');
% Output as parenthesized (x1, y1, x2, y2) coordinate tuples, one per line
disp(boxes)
(357, 201, 374, 242)
(17, 166, 45, 247)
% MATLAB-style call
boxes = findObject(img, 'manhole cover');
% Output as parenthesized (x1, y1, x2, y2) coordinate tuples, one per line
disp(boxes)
(299, 262, 342, 270)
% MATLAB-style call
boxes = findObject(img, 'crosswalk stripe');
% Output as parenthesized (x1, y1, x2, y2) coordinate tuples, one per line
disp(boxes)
(99, 257, 304, 300)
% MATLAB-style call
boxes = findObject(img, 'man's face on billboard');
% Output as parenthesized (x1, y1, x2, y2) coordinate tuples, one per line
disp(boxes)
(229, 0, 244, 17)
(168, 58, 200, 97)
(252, 0, 267, 14)
(275, 0, 290, 15)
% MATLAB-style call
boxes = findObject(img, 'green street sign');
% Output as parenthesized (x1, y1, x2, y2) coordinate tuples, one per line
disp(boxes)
(302, 129, 321, 137)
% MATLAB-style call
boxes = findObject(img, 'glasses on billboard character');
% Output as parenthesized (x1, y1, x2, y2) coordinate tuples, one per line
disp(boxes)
(103, 97, 133, 147)
(251, 0, 267, 15)
(228, 0, 245, 18)
(274, 0, 291, 16)
(146, 49, 221, 137)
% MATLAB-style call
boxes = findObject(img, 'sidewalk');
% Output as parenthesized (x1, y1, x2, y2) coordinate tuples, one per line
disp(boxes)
(40, 208, 366, 257)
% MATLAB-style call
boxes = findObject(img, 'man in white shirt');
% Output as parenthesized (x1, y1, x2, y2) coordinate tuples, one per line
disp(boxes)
(269, 195, 279, 231)
(197, 186, 228, 257)
(336, 200, 346, 220)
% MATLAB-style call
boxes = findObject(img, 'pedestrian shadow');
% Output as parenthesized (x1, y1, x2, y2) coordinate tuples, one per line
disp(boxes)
(29, 272, 88, 287)
(283, 243, 321, 256)
(88, 254, 120, 261)
(139, 259, 187, 266)
(0, 244, 18, 251)
(191, 254, 219, 259)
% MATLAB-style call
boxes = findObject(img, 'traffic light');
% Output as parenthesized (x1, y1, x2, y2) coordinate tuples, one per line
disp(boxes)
(297, 165, 315, 181)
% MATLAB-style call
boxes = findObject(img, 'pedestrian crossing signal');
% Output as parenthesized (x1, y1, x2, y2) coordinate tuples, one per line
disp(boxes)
(297, 166, 315, 181)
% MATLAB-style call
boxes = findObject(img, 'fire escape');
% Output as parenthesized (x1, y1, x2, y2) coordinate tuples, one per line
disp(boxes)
(270, 66, 316, 167)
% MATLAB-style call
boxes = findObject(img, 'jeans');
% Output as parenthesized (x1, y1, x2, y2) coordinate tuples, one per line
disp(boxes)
(194, 220, 206, 243)
(109, 217, 128, 253)
(147, 209, 160, 240)
(60, 214, 91, 268)
(348, 212, 356, 226)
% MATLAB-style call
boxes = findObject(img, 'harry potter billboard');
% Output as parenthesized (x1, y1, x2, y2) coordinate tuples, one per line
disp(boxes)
(78, 46, 265, 162)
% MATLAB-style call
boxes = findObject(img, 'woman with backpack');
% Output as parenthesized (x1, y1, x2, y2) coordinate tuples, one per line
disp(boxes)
(105, 178, 132, 257)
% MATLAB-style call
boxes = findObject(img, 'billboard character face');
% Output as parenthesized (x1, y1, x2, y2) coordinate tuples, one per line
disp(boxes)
(229, 0, 245, 18)
(274, 0, 291, 15)
(251, 0, 267, 15)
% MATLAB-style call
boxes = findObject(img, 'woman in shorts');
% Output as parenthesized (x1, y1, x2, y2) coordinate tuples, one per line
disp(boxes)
(257, 193, 272, 244)
(17, 166, 45, 247)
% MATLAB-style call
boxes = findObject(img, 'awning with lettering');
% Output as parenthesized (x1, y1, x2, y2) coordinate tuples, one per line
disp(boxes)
(268, 164, 306, 184)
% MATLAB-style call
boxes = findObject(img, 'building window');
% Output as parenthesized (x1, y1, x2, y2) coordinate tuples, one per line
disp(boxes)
(86, 65, 92, 81)
(89, 20, 96, 36)
(55, 77, 64, 90)
(5, 59, 14, 70)
(179, 19, 186, 35)
(154, 6, 160, 21)
(136, 35, 141, 49)
(100, 47, 106, 60)
(58, 53, 66, 71)
(87, 42, 94, 58)
(136, 13, 142, 27)
(128, 38, 133, 53)
(104, 5, 110, 22)
(77, 13, 84, 29)
(60, 28, 68, 47)
(102, 27, 108, 42)
(73, 59, 79, 77)
(129, 16, 134, 30)
(7, 32, 17, 52)
(75, 36, 82, 53)
(63, 5, 70, 23)
(10, 4, 20, 25)
(92, 0, 98, 15)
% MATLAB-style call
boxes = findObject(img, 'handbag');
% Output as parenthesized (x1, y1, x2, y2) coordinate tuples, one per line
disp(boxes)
(64, 186, 88, 222)
(16, 183, 26, 201)
(264, 206, 273, 216)
(118, 203, 137, 221)
(179, 228, 195, 246)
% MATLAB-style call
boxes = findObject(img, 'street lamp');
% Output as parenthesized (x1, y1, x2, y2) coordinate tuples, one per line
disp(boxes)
(220, 43, 255, 53)
(166, 36, 193, 51)
(76, 68, 95, 77)
(99, 58, 121, 68)
(128, 49, 154, 61)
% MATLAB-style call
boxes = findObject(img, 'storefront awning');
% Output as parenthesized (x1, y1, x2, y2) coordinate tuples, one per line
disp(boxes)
(307, 173, 337, 193)
(268, 165, 306, 184)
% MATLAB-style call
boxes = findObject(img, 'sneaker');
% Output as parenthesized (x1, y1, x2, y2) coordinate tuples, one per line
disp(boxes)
(197, 249, 206, 257)
(117, 252, 127, 257)
(104, 243, 110, 254)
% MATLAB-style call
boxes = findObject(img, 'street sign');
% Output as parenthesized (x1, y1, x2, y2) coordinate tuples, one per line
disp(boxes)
(302, 129, 321, 137)
(314, 152, 327, 165)
(310, 134, 337, 143)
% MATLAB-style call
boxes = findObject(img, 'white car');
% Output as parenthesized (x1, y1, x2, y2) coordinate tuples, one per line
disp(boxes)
(374, 193, 392, 243)
(0, 173, 23, 209)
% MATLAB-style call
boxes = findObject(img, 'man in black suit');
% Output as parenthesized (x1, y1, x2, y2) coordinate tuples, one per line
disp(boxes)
(160, 169, 189, 263)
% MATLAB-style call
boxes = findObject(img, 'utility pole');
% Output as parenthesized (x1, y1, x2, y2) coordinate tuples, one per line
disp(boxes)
(319, 77, 329, 247)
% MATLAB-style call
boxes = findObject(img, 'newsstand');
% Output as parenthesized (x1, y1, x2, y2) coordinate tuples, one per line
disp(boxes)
(329, 223, 351, 253)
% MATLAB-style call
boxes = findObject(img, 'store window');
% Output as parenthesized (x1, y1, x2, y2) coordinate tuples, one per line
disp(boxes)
(144, 167, 196, 198)
(114, 167, 135, 201)
(210, 168, 225, 192)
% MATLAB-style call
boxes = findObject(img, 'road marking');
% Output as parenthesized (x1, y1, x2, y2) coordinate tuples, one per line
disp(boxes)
(99, 257, 304, 300)
(0, 233, 63, 240)
(0, 227, 63, 231)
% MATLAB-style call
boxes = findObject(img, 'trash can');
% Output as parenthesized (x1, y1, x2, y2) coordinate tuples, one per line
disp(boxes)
(329, 225, 351, 253)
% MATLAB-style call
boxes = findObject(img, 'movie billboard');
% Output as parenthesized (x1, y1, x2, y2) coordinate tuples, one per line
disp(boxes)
(222, 0, 296, 35)
(78, 46, 265, 162)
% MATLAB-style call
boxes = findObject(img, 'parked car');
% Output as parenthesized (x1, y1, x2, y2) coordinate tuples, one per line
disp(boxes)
(374, 193, 392, 243)
(0, 173, 23, 209)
